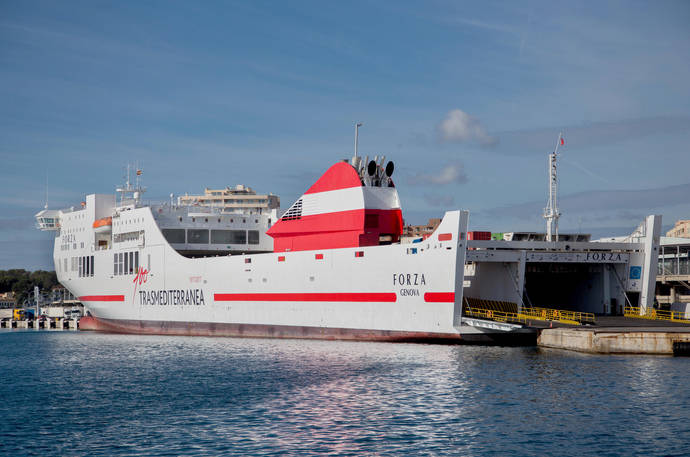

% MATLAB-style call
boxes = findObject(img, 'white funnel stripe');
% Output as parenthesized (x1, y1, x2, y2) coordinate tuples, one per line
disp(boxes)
(301, 187, 400, 217)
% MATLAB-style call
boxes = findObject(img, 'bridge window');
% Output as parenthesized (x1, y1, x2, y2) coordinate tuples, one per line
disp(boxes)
(248, 230, 259, 245)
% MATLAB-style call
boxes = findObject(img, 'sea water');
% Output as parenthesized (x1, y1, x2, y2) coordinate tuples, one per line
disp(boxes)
(1, 331, 688, 456)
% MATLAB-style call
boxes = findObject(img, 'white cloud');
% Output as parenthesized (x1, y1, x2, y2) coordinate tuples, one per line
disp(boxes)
(437, 109, 496, 145)
(408, 162, 468, 186)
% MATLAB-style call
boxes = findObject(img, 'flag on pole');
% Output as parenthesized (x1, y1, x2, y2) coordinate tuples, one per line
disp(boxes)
(560, 137, 565, 146)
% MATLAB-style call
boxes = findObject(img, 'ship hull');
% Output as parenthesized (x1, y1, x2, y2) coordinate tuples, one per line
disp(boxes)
(78, 315, 535, 344)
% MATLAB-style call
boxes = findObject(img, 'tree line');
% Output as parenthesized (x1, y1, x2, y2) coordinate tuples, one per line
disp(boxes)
(0, 270, 58, 305)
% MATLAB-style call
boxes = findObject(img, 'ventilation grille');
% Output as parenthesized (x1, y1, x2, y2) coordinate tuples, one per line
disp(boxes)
(281, 199, 302, 221)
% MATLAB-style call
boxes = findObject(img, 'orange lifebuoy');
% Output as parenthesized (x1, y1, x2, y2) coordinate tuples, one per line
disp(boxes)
(92, 217, 112, 229)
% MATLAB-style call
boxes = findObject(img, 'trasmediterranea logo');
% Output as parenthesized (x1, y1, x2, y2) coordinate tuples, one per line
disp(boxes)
(132, 266, 149, 301)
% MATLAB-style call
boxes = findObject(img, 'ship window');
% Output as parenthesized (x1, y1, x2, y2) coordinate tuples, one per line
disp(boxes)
(211, 230, 233, 244)
(129, 252, 134, 274)
(78, 256, 82, 277)
(162, 229, 185, 244)
(188, 229, 209, 244)
(113, 254, 117, 275)
(134, 251, 139, 272)
(248, 230, 259, 245)
(118, 253, 124, 275)
(124, 252, 129, 274)
(232, 230, 247, 244)
(91, 255, 94, 276)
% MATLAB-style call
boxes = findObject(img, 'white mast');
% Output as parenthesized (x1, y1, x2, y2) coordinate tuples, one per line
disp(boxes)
(544, 132, 563, 242)
(116, 162, 145, 206)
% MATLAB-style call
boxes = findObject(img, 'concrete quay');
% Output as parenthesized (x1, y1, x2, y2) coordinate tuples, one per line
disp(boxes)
(538, 320, 690, 355)
(0, 318, 79, 330)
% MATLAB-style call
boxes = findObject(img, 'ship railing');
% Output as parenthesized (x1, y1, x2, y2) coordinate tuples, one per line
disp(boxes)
(463, 307, 593, 326)
(624, 305, 690, 324)
(463, 307, 529, 325)
(462, 297, 595, 325)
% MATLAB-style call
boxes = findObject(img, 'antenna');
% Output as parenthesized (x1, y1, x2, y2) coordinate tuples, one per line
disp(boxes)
(544, 132, 564, 242)
(354, 122, 363, 158)
(44, 171, 48, 210)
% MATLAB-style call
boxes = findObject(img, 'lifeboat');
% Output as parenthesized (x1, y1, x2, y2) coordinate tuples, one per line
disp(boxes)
(93, 216, 113, 234)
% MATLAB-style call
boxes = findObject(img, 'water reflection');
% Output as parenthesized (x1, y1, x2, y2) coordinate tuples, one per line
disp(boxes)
(0, 332, 688, 456)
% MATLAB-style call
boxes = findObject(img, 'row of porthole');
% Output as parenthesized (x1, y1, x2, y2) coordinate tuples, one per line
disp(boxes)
(114, 218, 143, 226)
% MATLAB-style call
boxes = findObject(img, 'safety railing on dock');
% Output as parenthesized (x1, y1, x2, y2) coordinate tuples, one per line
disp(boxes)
(624, 306, 690, 324)
(521, 307, 595, 325)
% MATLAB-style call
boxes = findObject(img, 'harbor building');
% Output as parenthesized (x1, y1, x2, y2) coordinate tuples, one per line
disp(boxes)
(402, 218, 441, 239)
(178, 185, 280, 215)
(656, 237, 690, 317)
(666, 220, 690, 238)
(462, 215, 662, 318)
(0, 292, 17, 308)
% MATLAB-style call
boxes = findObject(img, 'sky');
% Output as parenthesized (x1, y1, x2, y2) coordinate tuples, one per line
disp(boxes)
(1, 0, 689, 270)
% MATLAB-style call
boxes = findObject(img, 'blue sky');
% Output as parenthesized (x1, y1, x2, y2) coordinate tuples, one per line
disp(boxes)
(1, 0, 689, 269)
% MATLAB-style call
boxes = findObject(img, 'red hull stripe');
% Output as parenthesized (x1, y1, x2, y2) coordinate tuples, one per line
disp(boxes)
(215, 292, 396, 302)
(80, 295, 125, 302)
(424, 292, 455, 302)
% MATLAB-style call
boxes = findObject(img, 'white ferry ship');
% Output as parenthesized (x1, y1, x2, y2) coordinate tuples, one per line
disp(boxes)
(36, 157, 534, 343)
